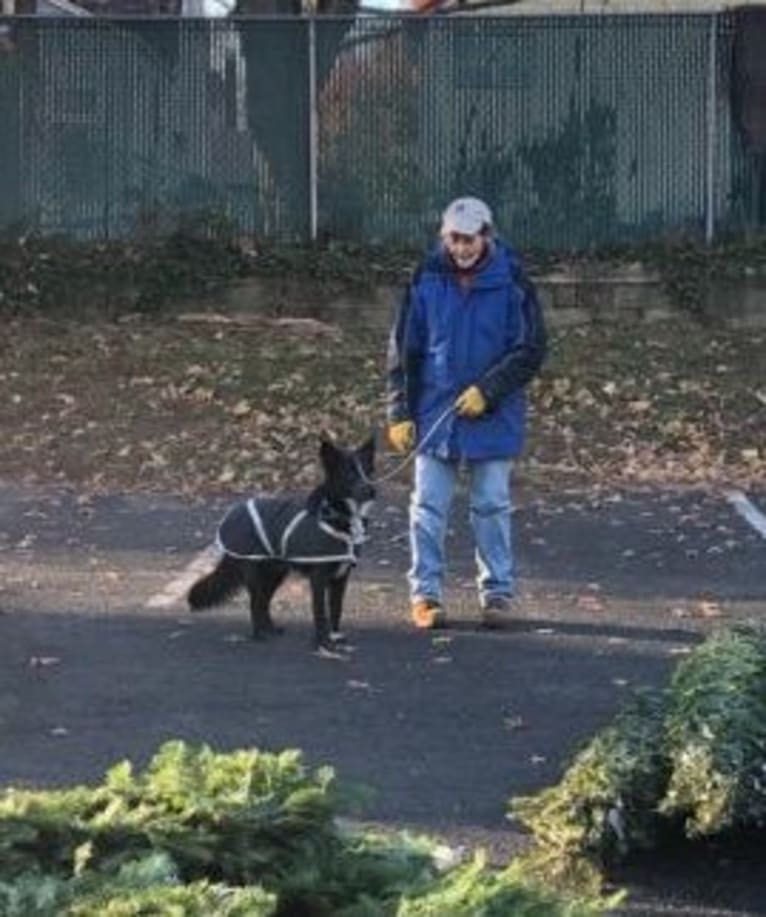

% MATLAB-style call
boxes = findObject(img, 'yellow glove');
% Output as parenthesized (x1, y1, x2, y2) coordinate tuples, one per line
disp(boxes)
(388, 420, 416, 454)
(455, 385, 487, 418)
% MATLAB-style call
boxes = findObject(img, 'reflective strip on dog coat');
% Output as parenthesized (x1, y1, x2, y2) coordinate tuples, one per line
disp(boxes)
(215, 496, 360, 563)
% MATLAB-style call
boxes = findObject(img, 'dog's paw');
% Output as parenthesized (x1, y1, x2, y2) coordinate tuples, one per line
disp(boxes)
(329, 631, 356, 653)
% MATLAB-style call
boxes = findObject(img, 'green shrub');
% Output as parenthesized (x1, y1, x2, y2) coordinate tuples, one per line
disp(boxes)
(0, 853, 276, 916)
(394, 856, 614, 916)
(0, 223, 251, 315)
(0, 741, 436, 915)
(0, 740, 612, 916)
(0, 742, 341, 885)
(511, 690, 668, 873)
(659, 627, 766, 836)
(509, 626, 766, 897)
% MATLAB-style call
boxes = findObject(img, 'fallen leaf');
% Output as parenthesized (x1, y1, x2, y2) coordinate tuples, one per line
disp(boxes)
(576, 594, 605, 612)
(627, 399, 651, 413)
(697, 599, 724, 618)
(346, 680, 372, 691)
(28, 656, 61, 668)
(230, 399, 252, 417)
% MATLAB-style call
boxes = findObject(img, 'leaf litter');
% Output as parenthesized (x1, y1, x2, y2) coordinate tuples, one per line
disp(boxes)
(0, 314, 763, 496)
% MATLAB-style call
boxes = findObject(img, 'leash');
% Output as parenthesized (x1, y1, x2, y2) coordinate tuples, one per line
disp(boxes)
(358, 404, 457, 486)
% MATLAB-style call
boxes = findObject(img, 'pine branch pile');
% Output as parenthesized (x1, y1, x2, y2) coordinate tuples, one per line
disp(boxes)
(659, 628, 766, 836)
(0, 740, 609, 916)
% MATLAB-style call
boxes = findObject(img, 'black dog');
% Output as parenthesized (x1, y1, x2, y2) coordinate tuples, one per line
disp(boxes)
(188, 436, 375, 653)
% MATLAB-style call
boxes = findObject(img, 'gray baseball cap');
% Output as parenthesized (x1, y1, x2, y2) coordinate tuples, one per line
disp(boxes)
(441, 197, 493, 236)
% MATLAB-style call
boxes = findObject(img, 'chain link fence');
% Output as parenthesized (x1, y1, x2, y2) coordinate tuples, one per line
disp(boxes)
(0, 13, 762, 249)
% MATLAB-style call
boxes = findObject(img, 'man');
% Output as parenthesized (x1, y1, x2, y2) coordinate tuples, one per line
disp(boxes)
(386, 196, 546, 630)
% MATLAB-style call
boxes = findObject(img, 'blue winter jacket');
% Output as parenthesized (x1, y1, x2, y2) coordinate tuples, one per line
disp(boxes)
(386, 239, 546, 461)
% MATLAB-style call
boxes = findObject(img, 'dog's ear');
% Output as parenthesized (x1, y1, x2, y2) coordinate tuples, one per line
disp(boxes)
(356, 434, 376, 473)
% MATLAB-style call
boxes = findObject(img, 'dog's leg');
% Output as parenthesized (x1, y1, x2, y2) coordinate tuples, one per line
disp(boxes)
(246, 565, 288, 640)
(328, 571, 350, 645)
(309, 569, 335, 653)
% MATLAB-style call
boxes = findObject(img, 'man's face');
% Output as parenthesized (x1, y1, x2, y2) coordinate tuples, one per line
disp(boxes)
(443, 230, 487, 270)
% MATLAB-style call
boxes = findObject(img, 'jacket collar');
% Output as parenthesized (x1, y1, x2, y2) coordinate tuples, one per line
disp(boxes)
(422, 239, 517, 290)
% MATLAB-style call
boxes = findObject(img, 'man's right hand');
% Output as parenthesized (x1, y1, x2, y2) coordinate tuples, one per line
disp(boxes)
(387, 420, 416, 454)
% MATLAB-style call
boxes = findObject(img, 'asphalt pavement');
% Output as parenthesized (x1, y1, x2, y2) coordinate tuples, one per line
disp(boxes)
(0, 479, 764, 915)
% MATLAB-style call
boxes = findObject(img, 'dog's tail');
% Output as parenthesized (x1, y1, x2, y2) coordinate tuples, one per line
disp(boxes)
(188, 554, 243, 611)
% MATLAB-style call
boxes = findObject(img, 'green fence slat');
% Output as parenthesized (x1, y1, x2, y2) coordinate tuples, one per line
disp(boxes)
(0, 13, 761, 248)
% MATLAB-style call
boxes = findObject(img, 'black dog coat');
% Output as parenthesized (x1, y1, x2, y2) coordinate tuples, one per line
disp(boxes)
(216, 496, 364, 564)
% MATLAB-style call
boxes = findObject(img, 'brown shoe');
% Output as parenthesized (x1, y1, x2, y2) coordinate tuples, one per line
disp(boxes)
(411, 598, 447, 630)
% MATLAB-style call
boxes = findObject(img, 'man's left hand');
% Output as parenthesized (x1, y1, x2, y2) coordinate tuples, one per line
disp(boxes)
(455, 385, 487, 418)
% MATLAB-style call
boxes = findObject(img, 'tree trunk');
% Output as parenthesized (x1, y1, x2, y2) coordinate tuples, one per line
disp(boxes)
(235, 0, 358, 237)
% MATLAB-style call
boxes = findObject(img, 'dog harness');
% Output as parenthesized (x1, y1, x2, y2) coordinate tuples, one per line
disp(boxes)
(215, 496, 366, 564)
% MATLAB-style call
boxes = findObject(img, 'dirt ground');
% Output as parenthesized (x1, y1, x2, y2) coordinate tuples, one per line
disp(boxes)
(0, 313, 763, 495)
(0, 313, 765, 914)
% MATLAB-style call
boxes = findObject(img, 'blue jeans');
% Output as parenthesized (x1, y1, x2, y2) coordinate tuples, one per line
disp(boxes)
(409, 454, 513, 607)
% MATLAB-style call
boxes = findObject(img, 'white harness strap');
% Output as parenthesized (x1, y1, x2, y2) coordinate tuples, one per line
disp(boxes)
(317, 519, 355, 545)
(247, 498, 275, 557)
(280, 508, 308, 557)
(214, 533, 273, 561)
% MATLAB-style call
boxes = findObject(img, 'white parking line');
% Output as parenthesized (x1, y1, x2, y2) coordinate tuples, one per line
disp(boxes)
(724, 489, 766, 540)
(145, 544, 220, 609)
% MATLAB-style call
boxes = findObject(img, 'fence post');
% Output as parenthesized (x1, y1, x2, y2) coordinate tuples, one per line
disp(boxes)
(308, 13, 319, 242)
(705, 13, 717, 245)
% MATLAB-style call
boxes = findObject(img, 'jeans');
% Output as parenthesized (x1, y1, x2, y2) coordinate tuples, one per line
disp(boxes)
(409, 454, 513, 606)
